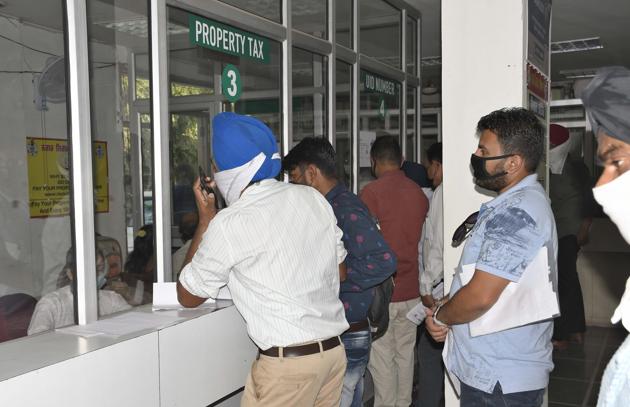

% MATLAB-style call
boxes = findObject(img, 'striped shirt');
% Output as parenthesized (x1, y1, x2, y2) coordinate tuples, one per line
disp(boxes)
(179, 179, 349, 350)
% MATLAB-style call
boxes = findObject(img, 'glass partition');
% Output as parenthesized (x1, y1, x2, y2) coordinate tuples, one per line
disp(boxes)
(360, 0, 401, 69)
(86, 0, 154, 309)
(168, 7, 282, 279)
(336, 0, 353, 49)
(406, 17, 417, 75)
(219, 0, 281, 23)
(292, 47, 327, 145)
(0, 0, 75, 340)
(336, 60, 353, 189)
(293, 0, 327, 39)
(358, 69, 401, 190)
(406, 86, 417, 162)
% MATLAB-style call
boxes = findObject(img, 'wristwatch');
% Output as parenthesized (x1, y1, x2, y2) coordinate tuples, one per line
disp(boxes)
(433, 303, 447, 327)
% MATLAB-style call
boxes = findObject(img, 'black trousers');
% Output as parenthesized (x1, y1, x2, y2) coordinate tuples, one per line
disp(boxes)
(553, 235, 586, 340)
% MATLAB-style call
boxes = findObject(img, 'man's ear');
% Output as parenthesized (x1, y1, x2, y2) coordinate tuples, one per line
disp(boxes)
(507, 154, 525, 174)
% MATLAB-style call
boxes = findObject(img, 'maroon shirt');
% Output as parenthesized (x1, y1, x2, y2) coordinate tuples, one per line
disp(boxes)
(360, 169, 428, 302)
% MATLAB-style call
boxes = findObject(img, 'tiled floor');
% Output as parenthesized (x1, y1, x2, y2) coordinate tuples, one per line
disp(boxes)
(549, 325, 628, 407)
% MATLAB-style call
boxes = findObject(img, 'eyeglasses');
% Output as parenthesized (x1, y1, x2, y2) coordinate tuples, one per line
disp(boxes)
(452, 211, 479, 247)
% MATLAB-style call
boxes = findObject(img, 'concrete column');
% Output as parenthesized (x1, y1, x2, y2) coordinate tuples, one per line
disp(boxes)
(441, 1, 529, 405)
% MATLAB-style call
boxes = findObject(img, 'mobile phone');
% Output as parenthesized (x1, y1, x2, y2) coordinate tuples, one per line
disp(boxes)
(198, 165, 225, 210)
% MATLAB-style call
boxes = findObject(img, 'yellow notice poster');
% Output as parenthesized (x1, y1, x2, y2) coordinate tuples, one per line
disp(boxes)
(26, 137, 109, 218)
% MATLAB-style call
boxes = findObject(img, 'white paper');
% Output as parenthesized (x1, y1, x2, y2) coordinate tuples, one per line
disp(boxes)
(359, 131, 376, 167)
(152, 282, 227, 310)
(461, 248, 559, 336)
(406, 302, 428, 325)
(432, 281, 445, 300)
(57, 312, 185, 338)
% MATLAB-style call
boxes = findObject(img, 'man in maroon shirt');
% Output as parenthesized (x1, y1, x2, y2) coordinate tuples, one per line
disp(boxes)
(361, 136, 429, 407)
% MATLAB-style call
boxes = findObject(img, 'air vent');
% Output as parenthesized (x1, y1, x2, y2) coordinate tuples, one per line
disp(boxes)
(551, 37, 603, 54)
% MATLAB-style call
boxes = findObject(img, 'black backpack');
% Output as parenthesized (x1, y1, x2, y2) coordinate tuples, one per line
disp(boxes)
(367, 276, 394, 340)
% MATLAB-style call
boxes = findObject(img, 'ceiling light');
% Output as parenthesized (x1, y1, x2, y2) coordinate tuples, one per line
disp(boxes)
(551, 37, 603, 54)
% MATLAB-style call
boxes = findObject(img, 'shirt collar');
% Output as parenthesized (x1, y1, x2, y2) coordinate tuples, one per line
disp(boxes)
(325, 182, 347, 203)
(481, 174, 539, 211)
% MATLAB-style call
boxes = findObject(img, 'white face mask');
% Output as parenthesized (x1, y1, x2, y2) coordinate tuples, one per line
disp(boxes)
(213, 153, 267, 206)
(592, 170, 630, 244)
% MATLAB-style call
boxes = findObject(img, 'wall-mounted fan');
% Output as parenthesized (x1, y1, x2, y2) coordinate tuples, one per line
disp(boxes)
(33, 56, 66, 111)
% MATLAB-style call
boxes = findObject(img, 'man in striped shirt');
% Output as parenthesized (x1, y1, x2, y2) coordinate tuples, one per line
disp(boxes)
(177, 113, 349, 407)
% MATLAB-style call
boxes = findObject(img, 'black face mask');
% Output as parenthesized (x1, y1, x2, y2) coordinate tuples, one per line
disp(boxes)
(470, 154, 513, 180)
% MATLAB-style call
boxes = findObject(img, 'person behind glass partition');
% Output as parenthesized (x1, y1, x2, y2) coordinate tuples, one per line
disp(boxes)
(176, 112, 349, 407)
(172, 212, 198, 280)
(124, 224, 155, 299)
(28, 247, 131, 335)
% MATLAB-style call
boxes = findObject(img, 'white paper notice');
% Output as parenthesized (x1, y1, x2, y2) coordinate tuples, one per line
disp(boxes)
(152, 282, 221, 311)
(359, 131, 376, 167)
(461, 248, 559, 337)
(406, 302, 428, 325)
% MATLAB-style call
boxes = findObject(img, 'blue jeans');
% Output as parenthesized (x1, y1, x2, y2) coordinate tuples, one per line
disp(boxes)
(460, 382, 544, 407)
(340, 329, 371, 407)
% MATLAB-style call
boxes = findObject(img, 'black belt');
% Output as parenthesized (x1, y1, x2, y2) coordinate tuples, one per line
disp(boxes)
(259, 336, 341, 358)
(345, 319, 370, 333)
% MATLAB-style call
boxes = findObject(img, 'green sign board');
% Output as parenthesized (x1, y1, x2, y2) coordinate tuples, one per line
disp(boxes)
(189, 14, 270, 64)
(361, 70, 398, 96)
(222, 64, 242, 102)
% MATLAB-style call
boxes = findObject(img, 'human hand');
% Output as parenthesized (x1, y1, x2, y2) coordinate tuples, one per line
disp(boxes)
(193, 176, 217, 224)
(421, 294, 435, 308)
(425, 307, 449, 342)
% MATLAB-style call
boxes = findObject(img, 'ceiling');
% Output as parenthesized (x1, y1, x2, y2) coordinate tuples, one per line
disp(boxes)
(407, 0, 630, 88)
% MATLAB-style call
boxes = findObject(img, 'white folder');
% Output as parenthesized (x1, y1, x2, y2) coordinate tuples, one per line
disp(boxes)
(461, 247, 559, 337)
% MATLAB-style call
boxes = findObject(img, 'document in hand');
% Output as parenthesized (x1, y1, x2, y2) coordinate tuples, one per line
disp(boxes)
(461, 247, 559, 337)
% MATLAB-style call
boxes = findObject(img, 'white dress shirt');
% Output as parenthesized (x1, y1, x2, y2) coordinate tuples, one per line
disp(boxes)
(28, 285, 132, 335)
(179, 179, 349, 350)
(419, 184, 443, 296)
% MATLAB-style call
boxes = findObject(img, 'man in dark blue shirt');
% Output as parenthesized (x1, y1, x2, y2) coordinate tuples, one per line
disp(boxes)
(284, 138, 397, 407)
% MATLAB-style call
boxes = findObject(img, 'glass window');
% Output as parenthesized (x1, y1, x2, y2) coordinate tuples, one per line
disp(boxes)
(0, 1, 75, 341)
(358, 70, 401, 190)
(360, 0, 401, 69)
(87, 0, 155, 311)
(219, 0, 281, 23)
(292, 47, 327, 145)
(336, 60, 353, 189)
(168, 8, 282, 280)
(406, 17, 417, 75)
(336, 0, 352, 48)
(293, 0, 327, 39)
(406, 87, 417, 162)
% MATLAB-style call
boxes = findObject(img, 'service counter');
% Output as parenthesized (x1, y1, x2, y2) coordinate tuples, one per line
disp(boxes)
(0, 303, 256, 406)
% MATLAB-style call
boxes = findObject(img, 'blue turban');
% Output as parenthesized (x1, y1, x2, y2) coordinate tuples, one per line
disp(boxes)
(212, 112, 281, 181)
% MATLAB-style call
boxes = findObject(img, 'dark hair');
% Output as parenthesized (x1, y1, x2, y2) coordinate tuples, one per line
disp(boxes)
(426, 142, 442, 164)
(282, 137, 337, 179)
(476, 108, 544, 173)
(125, 224, 154, 274)
(370, 136, 402, 164)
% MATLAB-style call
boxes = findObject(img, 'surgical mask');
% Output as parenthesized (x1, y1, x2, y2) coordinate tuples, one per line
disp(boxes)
(592, 170, 630, 244)
(470, 154, 513, 180)
(213, 152, 267, 206)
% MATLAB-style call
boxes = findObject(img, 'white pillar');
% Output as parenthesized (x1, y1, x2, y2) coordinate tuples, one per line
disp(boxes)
(441, 1, 528, 405)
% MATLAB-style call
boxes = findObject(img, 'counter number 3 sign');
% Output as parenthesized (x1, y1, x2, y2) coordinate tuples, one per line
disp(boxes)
(221, 64, 242, 102)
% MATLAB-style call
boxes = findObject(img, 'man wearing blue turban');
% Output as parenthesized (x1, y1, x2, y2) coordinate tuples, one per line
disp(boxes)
(176, 112, 350, 406)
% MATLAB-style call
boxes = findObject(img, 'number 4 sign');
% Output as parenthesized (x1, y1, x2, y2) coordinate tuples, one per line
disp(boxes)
(222, 64, 242, 102)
